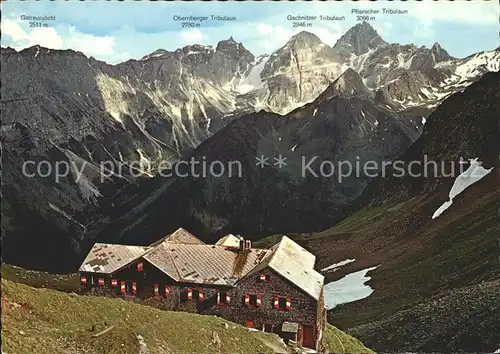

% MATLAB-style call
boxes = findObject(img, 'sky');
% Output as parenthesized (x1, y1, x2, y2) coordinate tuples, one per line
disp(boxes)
(1, 1, 498, 65)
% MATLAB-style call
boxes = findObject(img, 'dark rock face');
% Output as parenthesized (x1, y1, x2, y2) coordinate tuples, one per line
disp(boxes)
(0, 41, 255, 272)
(357, 71, 500, 208)
(89, 71, 417, 252)
(310, 73, 500, 354)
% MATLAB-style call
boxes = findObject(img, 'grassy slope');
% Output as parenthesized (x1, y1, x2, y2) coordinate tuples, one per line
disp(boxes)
(2, 279, 285, 354)
(1, 269, 373, 354)
(322, 324, 375, 354)
(257, 174, 499, 352)
(322, 178, 499, 329)
(2, 264, 80, 292)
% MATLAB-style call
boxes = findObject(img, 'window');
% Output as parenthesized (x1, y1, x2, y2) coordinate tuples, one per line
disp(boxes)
(258, 274, 271, 282)
(193, 289, 204, 301)
(186, 288, 204, 301)
(153, 284, 170, 297)
(245, 293, 262, 307)
(274, 296, 291, 311)
(249, 294, 257, 306)
(217, 292, 231, 305)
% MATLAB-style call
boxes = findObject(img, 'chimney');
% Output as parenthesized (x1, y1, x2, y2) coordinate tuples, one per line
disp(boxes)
(238, 236, 251, 251)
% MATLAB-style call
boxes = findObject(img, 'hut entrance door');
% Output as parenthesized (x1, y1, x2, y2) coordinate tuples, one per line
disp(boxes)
(301, 324, 315, 349)
(125, 281, 133, 295)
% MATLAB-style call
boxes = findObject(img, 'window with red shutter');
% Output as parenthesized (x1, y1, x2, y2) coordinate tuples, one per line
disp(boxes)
(137, 262, 144, 272)
(218, 291, 230, 305)
(275, 296, 291, 311)
(164, 285, 170, 296)
(256, 295, 263, 307)
(187, 288, 193, 301)
(258, 274, 271, 282)
(247, 294, 261, 307)
(80, 276, 87, 285)
(153, 284, 160, 297)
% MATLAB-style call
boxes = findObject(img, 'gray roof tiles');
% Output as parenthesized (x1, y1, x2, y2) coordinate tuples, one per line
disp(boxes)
(79, 228, 324, 300)
(79, 243, 150, 274)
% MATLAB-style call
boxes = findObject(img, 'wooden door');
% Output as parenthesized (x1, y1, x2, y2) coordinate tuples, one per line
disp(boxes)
(301, 324, 315, 349)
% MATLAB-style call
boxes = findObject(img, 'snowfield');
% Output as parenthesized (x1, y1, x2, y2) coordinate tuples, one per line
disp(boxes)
(323, 265, 379, 310)
(432, 158, 494, 219)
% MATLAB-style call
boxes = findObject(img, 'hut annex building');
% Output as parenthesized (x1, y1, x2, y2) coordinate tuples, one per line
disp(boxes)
(79, 228, 326, 350)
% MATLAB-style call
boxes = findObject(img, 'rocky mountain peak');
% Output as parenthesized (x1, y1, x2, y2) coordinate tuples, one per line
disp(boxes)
(1, 46, 18, 55)
(216, 36, 243, 51)
(333, 21, 386, 57)
(287, 31, 325, 48)
(141, 48, 171, 60)
(319, 68, 372, 100)
(259, 30, 337, 93)
(430, 42, 452, 62)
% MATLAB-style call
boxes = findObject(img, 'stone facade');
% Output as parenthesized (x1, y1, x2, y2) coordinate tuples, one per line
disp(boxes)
(80, 259, 325, 350)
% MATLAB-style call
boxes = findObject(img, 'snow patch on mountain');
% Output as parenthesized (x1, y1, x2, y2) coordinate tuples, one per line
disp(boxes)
(432, 158, 493, 219)
(321, 259, 356, 273)
(324, 265, 379, 309)
(237, 55, 269, 94)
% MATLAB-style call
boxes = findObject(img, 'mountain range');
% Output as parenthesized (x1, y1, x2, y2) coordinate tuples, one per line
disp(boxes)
(302, 71, 500, 352)
(1, 22, 499, 274)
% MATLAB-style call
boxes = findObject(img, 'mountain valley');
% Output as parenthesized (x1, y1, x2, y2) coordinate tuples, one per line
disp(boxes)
(2, 22, 499, 272)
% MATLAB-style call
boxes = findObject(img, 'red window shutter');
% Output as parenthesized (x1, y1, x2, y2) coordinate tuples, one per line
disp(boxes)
(187, 288, 193, 300)
(164, 285, 170, 296)
(153, 284, 159, 296)
(256, 295, 262, 307)
(137, 262, 144, 272)
(244, 293, 250, 306)
(199, 291, 205, 301)
(273, 296, 279, 309)
(226, 292, 231, 304)
(98, 278, 105, 286)
(111, 279, 118, 287)
(286, 297, 291, 310)
(120, 281, 126, 293)
(132, 281, 137, 295)
(217, 292, 221, 305)
(259, 274, 266, 281)
(80, 276, 87, 285)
